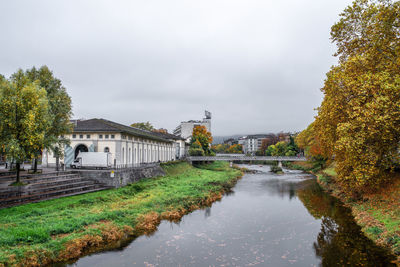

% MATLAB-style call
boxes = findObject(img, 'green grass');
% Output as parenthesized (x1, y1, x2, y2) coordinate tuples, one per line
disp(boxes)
(283, 161, 314, 172)
(366, 226, 384, 237)
(317, 174, 331, 184)
(0, 162, 241, 266)
(322, 167, 337, 177)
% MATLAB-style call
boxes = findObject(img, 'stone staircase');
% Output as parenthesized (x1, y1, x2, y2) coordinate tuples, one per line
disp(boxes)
(0, 171, 113, 209)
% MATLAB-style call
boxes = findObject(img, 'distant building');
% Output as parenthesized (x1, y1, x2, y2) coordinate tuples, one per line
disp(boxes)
(43, 118, 184, 168)
(277, 132, 291, 143)
(240, 134, 279, 155)
(173, 111, 212, 142)
(223, 138, 238, 146)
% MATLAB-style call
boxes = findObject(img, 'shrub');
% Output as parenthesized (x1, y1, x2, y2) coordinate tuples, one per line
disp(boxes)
(270, 166, 283, 173)
(189, 148, 205, 156)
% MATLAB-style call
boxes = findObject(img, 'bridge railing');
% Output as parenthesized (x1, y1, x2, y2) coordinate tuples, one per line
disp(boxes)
(187, 156, 307, 162)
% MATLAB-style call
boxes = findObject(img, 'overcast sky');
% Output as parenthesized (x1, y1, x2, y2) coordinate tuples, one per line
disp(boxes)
(0, 0, 351, 136)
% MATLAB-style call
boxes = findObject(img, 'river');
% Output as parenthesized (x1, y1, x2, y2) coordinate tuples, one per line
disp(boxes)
(60, 165, 396, 266)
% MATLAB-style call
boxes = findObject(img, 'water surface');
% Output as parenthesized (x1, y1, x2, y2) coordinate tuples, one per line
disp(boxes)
(62, 165, 395, 266)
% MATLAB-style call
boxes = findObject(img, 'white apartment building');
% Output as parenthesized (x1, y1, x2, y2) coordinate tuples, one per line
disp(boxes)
(173, 111, 211, 142)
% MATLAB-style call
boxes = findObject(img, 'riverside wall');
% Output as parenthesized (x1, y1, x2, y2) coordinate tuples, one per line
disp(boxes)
(77, 164, 166, 188)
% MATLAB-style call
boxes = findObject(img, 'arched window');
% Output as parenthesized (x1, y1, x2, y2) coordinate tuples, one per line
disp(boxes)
(74, 144, 88, 159)
(129, 148, 131, 163)
(122, 147, 125, 164)
(104, 147, 110, 153)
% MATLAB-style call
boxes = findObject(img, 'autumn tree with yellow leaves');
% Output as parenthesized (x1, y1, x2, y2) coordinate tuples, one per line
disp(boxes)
(314, 0, 400, 196)
(189, 125, 213, 156)
(295, 122, 324, 160)
(0, 71, 50, 183)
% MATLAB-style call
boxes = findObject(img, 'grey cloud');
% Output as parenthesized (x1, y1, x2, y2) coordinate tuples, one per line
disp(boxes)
(0, 0, 352, 135)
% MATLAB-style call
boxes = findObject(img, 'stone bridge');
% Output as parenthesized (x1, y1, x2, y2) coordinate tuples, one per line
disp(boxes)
(187, 156, 307, 166)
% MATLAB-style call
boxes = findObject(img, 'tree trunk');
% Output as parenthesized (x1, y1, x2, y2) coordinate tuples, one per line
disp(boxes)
(56, 156, 59, 171)
(34, 157, 38, 172)
(16, 162, 20, 183)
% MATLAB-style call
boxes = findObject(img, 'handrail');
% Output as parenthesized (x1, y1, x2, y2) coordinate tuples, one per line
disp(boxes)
(187, 156, 307, 161)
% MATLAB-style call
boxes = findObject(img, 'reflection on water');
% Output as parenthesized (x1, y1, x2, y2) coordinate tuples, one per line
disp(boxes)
(298, 181, 395, 266)
(61, 165, 395, 267)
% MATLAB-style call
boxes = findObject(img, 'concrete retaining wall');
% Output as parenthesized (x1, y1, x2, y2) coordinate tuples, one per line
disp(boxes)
(77, 165, 166, 188)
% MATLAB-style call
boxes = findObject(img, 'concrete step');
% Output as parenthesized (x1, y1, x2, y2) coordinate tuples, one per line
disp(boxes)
(21, 174, 80, 184)
(0, 171, 76, 181)
(26, 177, 86, 189)
(0, 178, 98, 199)
(28, 181, 98, 195)
(0, 184, 112, 208)
(0, 171, 16, 177)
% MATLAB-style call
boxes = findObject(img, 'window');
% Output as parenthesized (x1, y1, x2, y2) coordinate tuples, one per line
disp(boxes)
(99, 134, 103, 139)
(128, 136, 132, 140)
(86, 135, 90, 139)
(105, 134, 109, 139)
(104, 147, 110, 153)
(72, 134, 76, 139)
(111, 134, 115, 139)
(121, 135, 126, 139)
(79, 134, 83, 139)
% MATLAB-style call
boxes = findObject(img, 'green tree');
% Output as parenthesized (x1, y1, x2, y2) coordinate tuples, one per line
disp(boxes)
(25, 66, 72, 171)
(264, 140, 298, 157)
(189, 140, 205, 156)
(130, 122, 154, 131)
(271, 142, 287, 156)
(0, 70, 50, 182)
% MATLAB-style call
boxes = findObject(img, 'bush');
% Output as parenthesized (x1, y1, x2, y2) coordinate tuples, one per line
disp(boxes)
(189, 148, 205, 156)
(270, 166, 283, 173)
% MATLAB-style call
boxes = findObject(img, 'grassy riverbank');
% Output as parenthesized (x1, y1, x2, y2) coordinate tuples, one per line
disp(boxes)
(286, 161, 400, 264)
(0, 161, 242, 267)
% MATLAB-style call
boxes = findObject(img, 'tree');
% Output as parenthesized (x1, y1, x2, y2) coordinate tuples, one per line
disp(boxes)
(259, 136, 278, 156)
(25, 66, 72, 171)
(190, 125, 213, 156)
(188, 140, 205, 156)
(227, 144, 243, 154)
(296, 123, 325, 160)
(130, 122, 154, 131)
(152, 128, 168, 134)
(211, 143, 242, 154)
(0, 70, 50, 182)
(314, 0, 400, 196)
(264, 140, 298, 157)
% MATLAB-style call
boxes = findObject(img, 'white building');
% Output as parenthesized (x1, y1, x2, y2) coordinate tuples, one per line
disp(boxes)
(43, 118, 183, 168)
(240, 134, 275, 155)
(173, 111, 211, 141)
